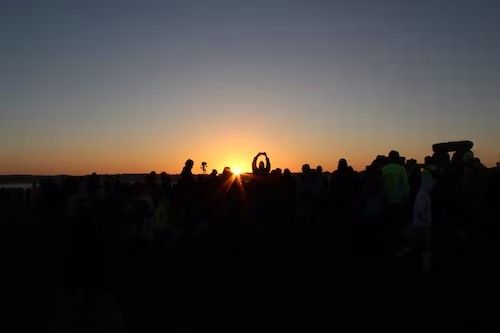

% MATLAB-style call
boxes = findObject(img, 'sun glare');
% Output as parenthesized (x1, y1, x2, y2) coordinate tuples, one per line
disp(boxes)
(233, 167, 242, 175)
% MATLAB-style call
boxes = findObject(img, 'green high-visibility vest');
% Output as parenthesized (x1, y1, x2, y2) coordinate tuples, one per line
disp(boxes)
(382, 163, 410, 204)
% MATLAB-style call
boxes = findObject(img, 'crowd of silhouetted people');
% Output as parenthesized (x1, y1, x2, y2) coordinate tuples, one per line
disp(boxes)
(1, 148, 499, 331)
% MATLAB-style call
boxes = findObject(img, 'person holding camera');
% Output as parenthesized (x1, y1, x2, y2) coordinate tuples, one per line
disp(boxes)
(252, 152, 271, 177)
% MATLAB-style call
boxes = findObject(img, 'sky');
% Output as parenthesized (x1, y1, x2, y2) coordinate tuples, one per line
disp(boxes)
(1, 0, 499, 175)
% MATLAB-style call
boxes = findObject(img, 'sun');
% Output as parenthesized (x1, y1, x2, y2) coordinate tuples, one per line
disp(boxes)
(233, 167, 242, 175)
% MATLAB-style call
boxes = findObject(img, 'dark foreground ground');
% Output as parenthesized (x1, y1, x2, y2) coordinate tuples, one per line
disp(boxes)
(1, 166, 499, 332)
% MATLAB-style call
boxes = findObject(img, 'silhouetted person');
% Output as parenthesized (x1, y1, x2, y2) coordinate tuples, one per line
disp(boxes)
(300, 164, 313, 187)
(457, 151, 487, 238)
(210, 169, 218, 178)
(179, 159, 194, 185)
(406, 159, 421, 209)
(270, 168, 283, 177)
(330, 159, 360, 218)
(301, 164, 309, 173)
(357, 163, 384, 225)
(252, 152, 271, 176)
(312, 165, 327, 198)
(86, 172, 100, 196)
(145, 171, 160, 206)
(382, 151, 409, 206)
(412, 163, 436, 275)
(381, 150, 410, 240)
(221, 167, 232, 179)
(160, 172, 171, 194)
(297, 164, 314, 220)
(283, 168, 295, 189)
(146, 171, 157, 186)
(424, 156, 432, 170)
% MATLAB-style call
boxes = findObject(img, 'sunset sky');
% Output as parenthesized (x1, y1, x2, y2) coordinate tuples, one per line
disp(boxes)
(1, 0, 499, 175)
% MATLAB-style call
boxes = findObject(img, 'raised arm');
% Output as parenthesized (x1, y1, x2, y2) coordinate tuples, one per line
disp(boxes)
(252, 153, 261, 174)
(265, 155, 271, 173)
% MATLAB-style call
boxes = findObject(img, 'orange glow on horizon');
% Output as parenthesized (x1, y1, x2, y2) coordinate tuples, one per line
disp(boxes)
(1, 132, 498, 175)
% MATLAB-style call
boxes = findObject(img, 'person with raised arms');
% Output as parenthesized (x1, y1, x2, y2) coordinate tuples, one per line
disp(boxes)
(252, 152, 271, 177)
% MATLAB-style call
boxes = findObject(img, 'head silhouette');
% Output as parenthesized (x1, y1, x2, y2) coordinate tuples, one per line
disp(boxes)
(259, 161, 265, 170)
(271, 168, 282, 176)
(463, 151, 474, 164)
(185, 159, 194, 170)
(338, 159, 348, 171)
(221, 167, 232, 180)
(388, 150, 400, 164)
(302, 164, 311, 174)
(406, 158, 417, 167)
(146, 171, 157, 184)
(433, 151, 450, 166)
(160, 171, 169, 182)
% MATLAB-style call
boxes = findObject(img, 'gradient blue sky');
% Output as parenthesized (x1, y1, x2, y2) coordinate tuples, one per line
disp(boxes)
(1, 0, 499, 174)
